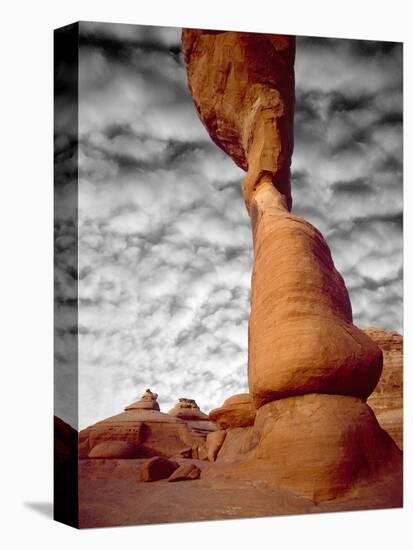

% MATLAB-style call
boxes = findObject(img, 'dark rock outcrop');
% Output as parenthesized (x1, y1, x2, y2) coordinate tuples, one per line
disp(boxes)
(54, 416, 78, 527)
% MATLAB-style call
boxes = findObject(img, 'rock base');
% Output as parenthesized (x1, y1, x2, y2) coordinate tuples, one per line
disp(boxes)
(203, 394, 402, 502)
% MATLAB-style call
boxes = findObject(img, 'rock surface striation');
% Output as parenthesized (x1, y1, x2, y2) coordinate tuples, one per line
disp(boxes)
(209, 393, 256, 429)
(79, 389, 217, 460)
(365, 327, 403, 449)
(182, 30, 295, 212)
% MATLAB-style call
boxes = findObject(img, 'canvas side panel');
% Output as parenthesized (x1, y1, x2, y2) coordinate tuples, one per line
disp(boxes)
(54, 22, 79, 529)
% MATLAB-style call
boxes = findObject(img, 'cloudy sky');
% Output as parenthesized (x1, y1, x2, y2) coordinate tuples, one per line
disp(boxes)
(58, 22, 402, 429)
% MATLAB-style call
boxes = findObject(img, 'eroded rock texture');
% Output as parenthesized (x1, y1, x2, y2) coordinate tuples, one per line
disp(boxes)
(209, 393, 256, 429)
(168, 398, 210, 421)
(125, 388, 160, 411)
(88, 440, 141, 459)
(182, 30, 383, 409)
(79, 389, 217, 460)
(249, 183, 383, 407)
(182, 29, 402, 502)
(203, 394, 402, 501)
(139, 457, 179, 482)
(182, 30, 295, 211)
(365, 328, 403, 449)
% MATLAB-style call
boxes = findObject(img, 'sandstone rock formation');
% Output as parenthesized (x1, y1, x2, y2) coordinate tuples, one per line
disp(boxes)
(80, 389, 217, 460)
(168, 463, 201, 482)
(168, 397, 217, 448)
(125, 388, 160, 411)
(365, 328, 403, 449)
(182, 30, 295, 211)
(139, 457, 179, 482)
(182, 29, 402, 502)
(88, 441, 141, 459)
(251, 395, 401, 500)
(182, 30, 383, 408)
(168, 398, 209, 420)
(203, 394, 401, 501)
(206, 429, 227, 462)
(76, 31, 402, 527)
(212, 426, 255, 464)
(209, 393, 256, 429)
(248, 183, 383, 407)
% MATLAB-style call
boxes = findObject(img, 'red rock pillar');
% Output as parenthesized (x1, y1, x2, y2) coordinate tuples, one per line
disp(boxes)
(182, 28, 383, 407)
(182, 29, 401, 501)
(249, 181, 383, 407)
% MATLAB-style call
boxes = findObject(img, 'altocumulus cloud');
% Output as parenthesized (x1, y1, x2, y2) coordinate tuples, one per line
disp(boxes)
(293, 37, 402, 335)
(63, 23, 402, 429)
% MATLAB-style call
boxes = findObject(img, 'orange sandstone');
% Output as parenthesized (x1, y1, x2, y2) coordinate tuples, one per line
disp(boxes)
(182, 29, 401, 502)
(365, 328, 403, 449)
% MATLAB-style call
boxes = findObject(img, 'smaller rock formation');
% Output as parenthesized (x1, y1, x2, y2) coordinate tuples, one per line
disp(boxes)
(209, 393, 256, 429)
(139, 457, 179, 482)
(174, 447, 193, 459)
(206, 430, 227, 462)
(88, 441, 141, 459)
(168, 398, 209, 420)
(79, 389, 218, 460)
(125, 388, 160, 411)
(168, 463, 201, 482)
(168, 397, 217, 448)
